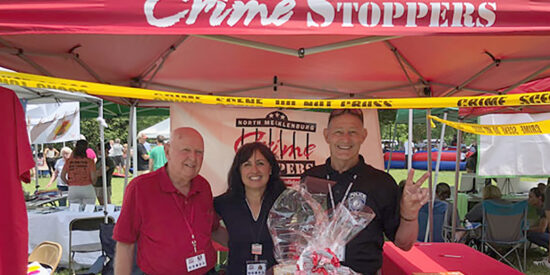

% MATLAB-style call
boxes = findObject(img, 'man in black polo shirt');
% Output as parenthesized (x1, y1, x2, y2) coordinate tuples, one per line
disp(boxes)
(302, 109, 429, 275)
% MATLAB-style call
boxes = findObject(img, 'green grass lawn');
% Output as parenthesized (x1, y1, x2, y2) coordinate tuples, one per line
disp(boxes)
(25, 171, 549, 274)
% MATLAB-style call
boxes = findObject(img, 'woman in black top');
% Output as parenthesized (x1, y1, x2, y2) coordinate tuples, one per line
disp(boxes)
(214, 142, 286, 275)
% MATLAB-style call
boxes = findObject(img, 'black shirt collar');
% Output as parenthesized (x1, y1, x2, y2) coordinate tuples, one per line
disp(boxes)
(324, 155, 366, 178)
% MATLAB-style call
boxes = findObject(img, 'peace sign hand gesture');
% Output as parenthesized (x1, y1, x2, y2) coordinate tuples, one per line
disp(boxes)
(400, 169, 430, 221)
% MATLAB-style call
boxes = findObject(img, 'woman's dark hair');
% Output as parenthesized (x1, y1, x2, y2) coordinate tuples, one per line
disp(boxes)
(73, 139, 88, 158)
(436, 182, 451, 200)
(227, 142, 285, 198)
(97, 142, 111, 155)
(530, 187, 545, 202)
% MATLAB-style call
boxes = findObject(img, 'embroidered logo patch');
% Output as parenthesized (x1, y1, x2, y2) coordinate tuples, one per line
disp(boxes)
(347, 191, 367, 211)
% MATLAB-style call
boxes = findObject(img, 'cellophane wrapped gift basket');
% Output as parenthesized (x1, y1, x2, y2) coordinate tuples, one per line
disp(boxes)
(268, 180, 376, 275)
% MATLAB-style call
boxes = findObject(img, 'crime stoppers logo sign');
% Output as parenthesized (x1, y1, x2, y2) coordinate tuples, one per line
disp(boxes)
(235, 110, 317, 177)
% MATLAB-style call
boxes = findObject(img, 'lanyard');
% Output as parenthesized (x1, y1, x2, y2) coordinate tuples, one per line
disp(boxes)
(172, 193, 198, 253)
(326, 173, 357, 208)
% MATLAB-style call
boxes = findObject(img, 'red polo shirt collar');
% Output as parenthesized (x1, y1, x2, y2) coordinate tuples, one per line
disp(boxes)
(158, 166, 202, 197)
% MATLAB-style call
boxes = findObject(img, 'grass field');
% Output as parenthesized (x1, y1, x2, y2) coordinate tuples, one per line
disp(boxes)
(25, 170, 549, 274)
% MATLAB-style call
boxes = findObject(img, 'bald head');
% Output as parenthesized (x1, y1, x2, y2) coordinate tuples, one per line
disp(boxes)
(171, 127, 203, 144)
(165, 127, 205, 184)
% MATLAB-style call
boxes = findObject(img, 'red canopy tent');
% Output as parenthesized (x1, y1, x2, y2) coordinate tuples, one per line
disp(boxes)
(2, 1, 550, 273)
(0, 0, 550, 106)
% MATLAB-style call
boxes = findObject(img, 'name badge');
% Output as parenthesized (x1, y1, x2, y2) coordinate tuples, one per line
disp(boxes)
(246, 260, 267, 275)
(251, 243, 263, 255)
(186, 252, 207, 272)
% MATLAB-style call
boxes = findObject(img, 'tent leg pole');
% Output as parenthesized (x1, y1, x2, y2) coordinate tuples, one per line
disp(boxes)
(386, 121, 397, 173)
(426, 109, 434, 243)
(132, 105, 138, 180)
(452, 124, 463, 240)
(98, 100, 109, 221)
(123, 103, 136, 193)
(408, 109, 413, 170)
(434, 112, 448, 194)
(34, 144, 39, 194)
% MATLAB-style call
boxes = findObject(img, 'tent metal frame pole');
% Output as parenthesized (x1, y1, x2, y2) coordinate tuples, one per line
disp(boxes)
(0, 47, 69, 58)
(282, 83, 346, 97)
(452, 124, 463, 240)
(33, 144, 40, 194)
(195, 35, 297, 56)
(98, 100, 109, 222)
(502, 56, 550, 62)
(304, 36, 398, 56)
(132, 105, 138, 180)
(356, 83, 419, 97)
(431, 82, 497, 94)
(0, 38, 54, 76)
(433, 112, 448, 188)
(139, 36, 189, 83)
(147, 82, 208, 95)
(501, 62, 550, 93)
(0, 38, 70, 58)
(407, 109, 413, 170)
(196, 35, 396, 58)
(440, 62, 499, 97)
(386, 121, 398, 174)
(383, 41, 427, 84)
(15, 53, 53, 76)
(385, 41, 423, 99)
(214, 85, 276, 96)
(123, 102, 136, 192)
(70, 51, 106, 83)
(426, 109, 434, 242)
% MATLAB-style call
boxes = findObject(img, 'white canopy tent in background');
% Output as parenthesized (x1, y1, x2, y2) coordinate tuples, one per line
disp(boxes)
(26, 102, 80, 144)
(1, 83, 111, 220)
(141, 118, 170, 139)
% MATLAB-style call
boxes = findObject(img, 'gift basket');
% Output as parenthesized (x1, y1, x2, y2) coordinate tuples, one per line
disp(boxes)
(268, 179, 376, 275)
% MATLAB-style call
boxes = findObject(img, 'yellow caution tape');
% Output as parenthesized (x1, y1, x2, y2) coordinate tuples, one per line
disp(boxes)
(429, 119, 436, 128)
(428, 115, 550, 136)
(2, 70, 550, 109)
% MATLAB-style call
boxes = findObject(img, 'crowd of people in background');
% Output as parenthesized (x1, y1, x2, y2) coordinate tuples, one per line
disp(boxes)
(31, 132, 169, 206)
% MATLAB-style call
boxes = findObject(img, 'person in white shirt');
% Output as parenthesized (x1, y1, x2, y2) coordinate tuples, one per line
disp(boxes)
(111, 138, 124, 173)
(46, 147, 72, 206)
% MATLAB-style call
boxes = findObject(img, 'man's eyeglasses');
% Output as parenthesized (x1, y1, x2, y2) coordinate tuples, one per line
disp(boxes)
(328, 109, 364, 124)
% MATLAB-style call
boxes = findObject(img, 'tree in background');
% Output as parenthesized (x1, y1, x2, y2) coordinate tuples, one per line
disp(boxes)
(82, 109, 474, 152)
(80, 115, 168, 147)
(378, 110, 475, 150)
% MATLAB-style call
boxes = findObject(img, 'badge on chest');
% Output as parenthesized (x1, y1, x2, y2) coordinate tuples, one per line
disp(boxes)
(347, 191, 367, 211)
(186, 251, 207, 272)
(246, 260, 267, 275)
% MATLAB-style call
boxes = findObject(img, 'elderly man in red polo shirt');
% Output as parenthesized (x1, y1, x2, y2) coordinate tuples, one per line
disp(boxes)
(113, 127, 219, 275)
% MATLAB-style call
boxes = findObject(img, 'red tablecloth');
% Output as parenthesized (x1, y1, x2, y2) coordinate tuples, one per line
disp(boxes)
(382, 242, 523, 275)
